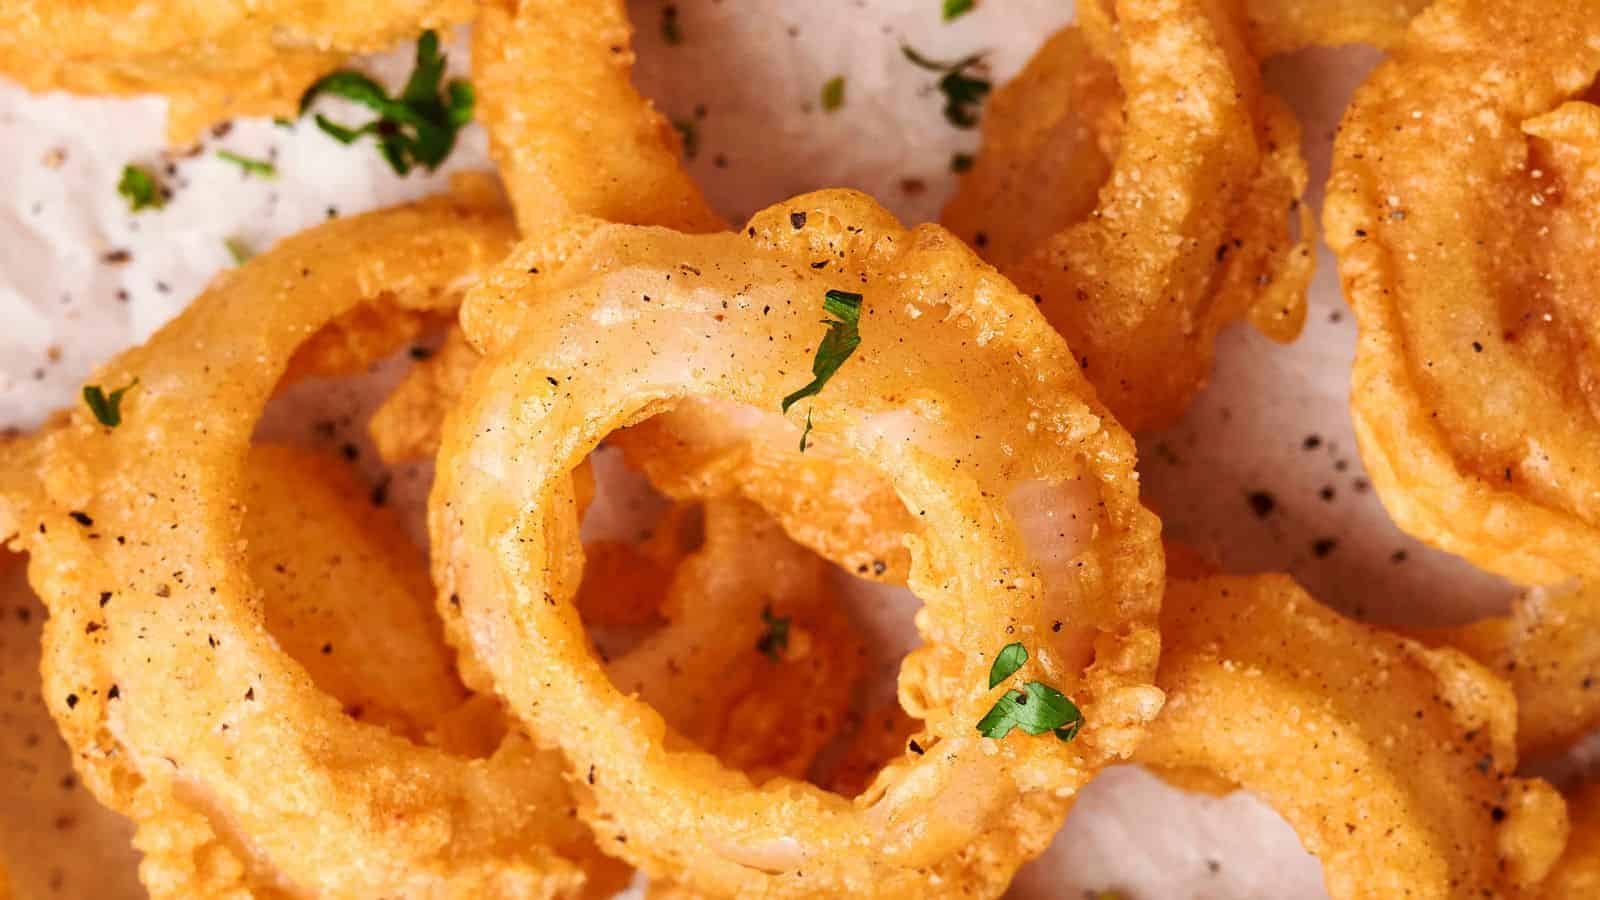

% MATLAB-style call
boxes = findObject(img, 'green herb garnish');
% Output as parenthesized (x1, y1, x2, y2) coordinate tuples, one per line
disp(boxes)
(117, 165, 164, 212)
(799, 409, 815, 452)
(977, 681, 1083, 741)
(942, 0, 976, 21)
(988, 641, 1027, 687)
(976, 643, 1084, 741)
(82, 378, 139, 428)
(299, 30, 475, 175)
(901, 45, 991, 129)
(821, 76, 846, 112)
(672, 118, 699, 160)
(756, 605, 791, 663)
(950, 152, 975, 173)
(224, 237, 254, 265)
(216, 150, 276, 177)
(782, 289, 863, 413)
(662, 4, 682, 45)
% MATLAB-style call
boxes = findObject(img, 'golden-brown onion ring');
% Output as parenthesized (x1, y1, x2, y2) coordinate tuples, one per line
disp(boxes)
(1412, 581, 1600, 760)
(433, 189, 1164, 897)
(0, 190, 606, 898)
(0, 0, 473, 143)
(942, 0, 1312, 431)
(1324, 0, 1600, 584)
(1138, 575, 1569, 898)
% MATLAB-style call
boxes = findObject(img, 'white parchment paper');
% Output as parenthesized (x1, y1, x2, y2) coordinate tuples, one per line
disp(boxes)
(0, 2, 1577, 898)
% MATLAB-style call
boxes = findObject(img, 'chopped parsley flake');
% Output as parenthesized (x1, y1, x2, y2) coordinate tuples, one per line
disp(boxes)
(82, 378, 139, 428)
(977, 681, 1084, 741)
(988, 641, 1027, 687)
(224, 237, 254, 265)
(216, 150, 276, 177)
(782, 289, 863, 413)
(756, 605, 791, 663)
(672, 118, 699, 160)
(299, 30, 475, 175)
(942, 0, 976, 21)
(950, 152, 975, 173)
(117, 165, 164, 212)
(976, 643, 1084, 741)
(799, 408, 815, 452)
(901, 44, 991, 128)
(821, 75, 846, 112)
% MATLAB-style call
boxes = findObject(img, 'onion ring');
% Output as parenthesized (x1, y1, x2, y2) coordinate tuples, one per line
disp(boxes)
(433, 188, 1165, 896)
(1138, 574, 1570, 898)
(942, 0, 1313, 431)
(0, 189, 611, 898)
(1324, 0, 1600, 584)
(0, 0, 473, 143)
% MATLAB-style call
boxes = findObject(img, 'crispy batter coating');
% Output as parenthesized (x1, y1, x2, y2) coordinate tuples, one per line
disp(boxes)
(606, 398, 918, 583)
(1542, 783, 1600, 899)
(433, 189, 1164, 897)
(943, 0, 1312, 431)
(1325, 0, 1600, 584)
(1139, 575, 1570, 899)
(604, 500, 865, 782)
(821, 704, 924, 799)
(242, 443, 468, 739)
(369, 325, 481, 464)
(0, 0, 473, 143)
(1242, 0, 1432, 55)
(1412, 581, 1600, 760)
(472, 0, 722, 235)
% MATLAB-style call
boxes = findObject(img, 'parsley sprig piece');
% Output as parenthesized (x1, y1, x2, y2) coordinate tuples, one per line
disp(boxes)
(976, 642, 1084, 742)
(756, 605, 791, 663)
(821, 75, 846, 112)
(988, 641, 1027, 687)
(901, 45, 991, 128)
(224, 237, 254, 265)
(783, 289, 863, 412)
(117, 165, 164, 212)
(216, 150, 276, 178)
(83, 378, 139, 428)
(783, 289, 863, 452)
(299, 30, 475, 175)
(942, 0, 976, 21)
